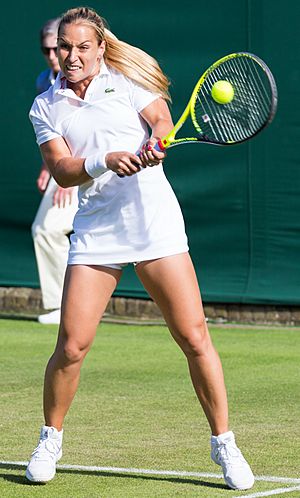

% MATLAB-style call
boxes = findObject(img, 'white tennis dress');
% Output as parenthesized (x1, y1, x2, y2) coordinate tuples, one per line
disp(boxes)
(29, 63, 189, 265)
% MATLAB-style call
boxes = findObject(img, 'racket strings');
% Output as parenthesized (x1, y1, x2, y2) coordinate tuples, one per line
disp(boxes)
(230, 58, 270, 121)
(202, 67, 264, 139)
(223, 60, 263, 136)
(194, 55, 274, 143)
(199, 62, 269, 140)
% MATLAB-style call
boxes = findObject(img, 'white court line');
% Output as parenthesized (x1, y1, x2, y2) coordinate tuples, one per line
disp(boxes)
(255, 476, 300, 484)
(234, 485, 300, 498)
(1, 460, 300, 495)
(0, 462, 223, 479)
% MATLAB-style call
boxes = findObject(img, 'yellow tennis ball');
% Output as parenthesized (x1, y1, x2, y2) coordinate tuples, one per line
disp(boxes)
(211, 80, 234, 104)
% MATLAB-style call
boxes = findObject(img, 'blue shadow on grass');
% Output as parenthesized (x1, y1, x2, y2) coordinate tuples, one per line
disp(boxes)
(0, 462, 228, 490)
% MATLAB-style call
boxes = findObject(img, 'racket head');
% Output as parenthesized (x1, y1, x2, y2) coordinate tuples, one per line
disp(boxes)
(189, 52, 278, 145)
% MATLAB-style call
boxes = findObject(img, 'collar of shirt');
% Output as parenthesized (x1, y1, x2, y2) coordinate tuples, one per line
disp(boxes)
(48, 69, 56, 86)
(53, 62, 110, 101)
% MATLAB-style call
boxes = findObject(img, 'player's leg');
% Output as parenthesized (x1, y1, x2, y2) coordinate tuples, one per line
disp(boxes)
(26, 264, 122, 483)
(135, 253, 254, 490)
(43, 264, 121, 429)
(136, 252, 228, 434)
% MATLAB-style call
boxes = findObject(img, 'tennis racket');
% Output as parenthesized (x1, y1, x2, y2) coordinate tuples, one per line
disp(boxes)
(154, 52, 277, 152)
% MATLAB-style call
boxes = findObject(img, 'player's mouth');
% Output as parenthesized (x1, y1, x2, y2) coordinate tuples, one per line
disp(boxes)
(65, 65, 81, 72)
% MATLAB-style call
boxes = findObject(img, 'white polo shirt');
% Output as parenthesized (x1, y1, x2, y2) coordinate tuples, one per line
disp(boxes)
(29, 63, 188, 265)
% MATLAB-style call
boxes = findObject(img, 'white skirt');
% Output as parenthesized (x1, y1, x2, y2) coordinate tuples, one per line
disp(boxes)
(68, 166, 189, 265)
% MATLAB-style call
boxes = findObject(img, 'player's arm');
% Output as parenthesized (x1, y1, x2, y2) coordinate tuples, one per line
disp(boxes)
(40, 137, 93, 187)
(41, 134, 145, 181)
(141, 97, 174, 140)
(39, 139, 78, 205)
(139, 98, 174, 165)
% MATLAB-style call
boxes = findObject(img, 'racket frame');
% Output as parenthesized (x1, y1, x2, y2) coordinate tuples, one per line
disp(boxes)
(156, 52, 278, 151)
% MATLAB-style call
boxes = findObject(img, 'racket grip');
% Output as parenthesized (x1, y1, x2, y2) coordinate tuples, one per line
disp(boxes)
(154, 139, 166, 152)
(117, 156, 141, 178)
(116, 140, 164, 177)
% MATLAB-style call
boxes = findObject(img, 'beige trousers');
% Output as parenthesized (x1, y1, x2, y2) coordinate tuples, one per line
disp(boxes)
(31, 177, 78, 310)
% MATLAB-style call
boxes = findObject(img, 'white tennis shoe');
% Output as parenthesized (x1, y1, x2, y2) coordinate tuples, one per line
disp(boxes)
(38, 309, 61, 325)
(211, 431, 254, 490)
(26, 426, 63, 483)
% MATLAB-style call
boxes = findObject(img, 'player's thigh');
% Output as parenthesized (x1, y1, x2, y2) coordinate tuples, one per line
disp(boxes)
(135, 253, 206, 333)
(59, 264, 122, 347)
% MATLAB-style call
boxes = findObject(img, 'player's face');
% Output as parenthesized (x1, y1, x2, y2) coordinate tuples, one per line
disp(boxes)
(42, 34, 60, 75)
(57, 23, 105, 84)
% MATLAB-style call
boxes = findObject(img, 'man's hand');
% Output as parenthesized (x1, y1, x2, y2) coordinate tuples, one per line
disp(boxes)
(53, 186, 75, 208)
(37, 165, 50, 193)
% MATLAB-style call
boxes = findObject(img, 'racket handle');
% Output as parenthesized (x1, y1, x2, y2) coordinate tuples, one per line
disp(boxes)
(154, 139, 166, 152)
(117, 140, 165, 177)
(117, 156, 141, 178)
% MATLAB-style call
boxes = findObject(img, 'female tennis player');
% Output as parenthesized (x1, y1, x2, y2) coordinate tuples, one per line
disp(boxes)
(26, 6, 254, 491)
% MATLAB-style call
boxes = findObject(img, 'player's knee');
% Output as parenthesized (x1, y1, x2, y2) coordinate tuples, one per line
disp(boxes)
(60, 340, 90, 365)
(175, 317, 211, 357)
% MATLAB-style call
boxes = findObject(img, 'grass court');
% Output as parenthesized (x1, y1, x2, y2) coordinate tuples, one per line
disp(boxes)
(0, 318, 299, 497)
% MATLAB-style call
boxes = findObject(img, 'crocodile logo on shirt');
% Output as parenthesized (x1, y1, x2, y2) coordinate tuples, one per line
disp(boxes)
(105, 88, 115, 93)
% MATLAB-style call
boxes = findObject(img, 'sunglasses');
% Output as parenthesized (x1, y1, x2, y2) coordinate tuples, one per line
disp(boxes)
(41, 46, 58, 56)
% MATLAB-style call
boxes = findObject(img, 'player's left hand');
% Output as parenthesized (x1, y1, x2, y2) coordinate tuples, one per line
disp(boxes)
(139, 138, 166, 167)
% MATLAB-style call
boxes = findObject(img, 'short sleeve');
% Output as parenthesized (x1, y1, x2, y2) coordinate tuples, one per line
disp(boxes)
(130, 81, 161, 113)
(29, 97, 61, 146)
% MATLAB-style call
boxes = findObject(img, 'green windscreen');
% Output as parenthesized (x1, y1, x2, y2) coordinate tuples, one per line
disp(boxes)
(0, 0, 299, 304)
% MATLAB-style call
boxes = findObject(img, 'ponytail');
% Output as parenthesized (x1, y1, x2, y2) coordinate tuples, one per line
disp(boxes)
(104, 30, 171, 102)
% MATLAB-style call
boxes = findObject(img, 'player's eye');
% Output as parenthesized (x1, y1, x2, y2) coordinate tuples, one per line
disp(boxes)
(58, 42, 70, 50)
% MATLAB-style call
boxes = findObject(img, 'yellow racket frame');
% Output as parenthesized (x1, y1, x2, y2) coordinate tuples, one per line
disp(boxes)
(158, 52, 276, 150)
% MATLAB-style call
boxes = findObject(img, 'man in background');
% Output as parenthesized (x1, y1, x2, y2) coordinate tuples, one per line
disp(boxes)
(32, 17, 78, 325)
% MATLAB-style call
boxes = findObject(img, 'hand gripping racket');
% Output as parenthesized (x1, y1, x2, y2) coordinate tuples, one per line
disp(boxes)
(154, 52, 277, 152)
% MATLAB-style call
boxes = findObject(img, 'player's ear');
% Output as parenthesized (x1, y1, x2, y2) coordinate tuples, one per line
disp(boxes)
(98, 40, 106, 59)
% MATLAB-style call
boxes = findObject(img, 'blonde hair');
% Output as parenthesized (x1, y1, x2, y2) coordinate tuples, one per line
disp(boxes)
(58, 6, 171, 102)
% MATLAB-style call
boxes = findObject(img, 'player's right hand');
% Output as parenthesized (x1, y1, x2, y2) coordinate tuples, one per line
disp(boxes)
(105, 151, 143, 177)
